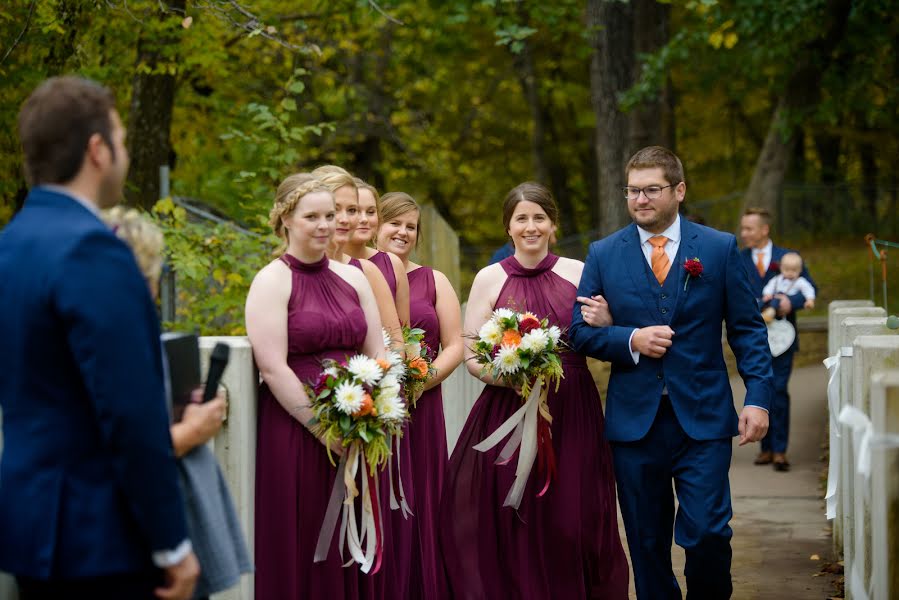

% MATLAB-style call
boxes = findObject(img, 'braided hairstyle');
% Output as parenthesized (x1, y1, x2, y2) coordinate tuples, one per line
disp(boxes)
(269, 173, 333, 255)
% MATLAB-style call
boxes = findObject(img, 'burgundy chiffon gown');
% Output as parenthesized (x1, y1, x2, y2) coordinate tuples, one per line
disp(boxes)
(254, 254, 367, 599)
(439, 254, 629, 600)
(406, 266, 449, 598)
(361, 250, 417, 597)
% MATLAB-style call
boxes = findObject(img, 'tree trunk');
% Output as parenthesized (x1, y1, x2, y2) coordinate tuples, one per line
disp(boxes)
(739, 0, 852, 221)
(859, 140, 878, 225)
(126, 0, 186, 210)
(587, 0, 634, 236)
(512, 37, 578, 236)
(630, 0, 673, 151)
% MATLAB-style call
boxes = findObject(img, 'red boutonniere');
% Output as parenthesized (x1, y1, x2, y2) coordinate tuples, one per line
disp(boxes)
(683, 257, 703, 291)
(768, 260, 780, 273)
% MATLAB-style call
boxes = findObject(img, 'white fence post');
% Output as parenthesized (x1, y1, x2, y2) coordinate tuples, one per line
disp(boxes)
(869, 370, 899, 600)
(200, 336, 257, 600)
(846, 336, 899, 600)
(442, 363, 485, 454)
(834, 307, 887, 563)
(829, 300, 875, 356)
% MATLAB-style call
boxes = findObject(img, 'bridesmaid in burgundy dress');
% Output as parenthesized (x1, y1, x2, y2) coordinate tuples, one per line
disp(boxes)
(310, 167, 407, 597)
(309, 166, 404, 348)
(245, 173, 386, 599)
(439, 183, 629, 599)
(345, 178, 411, 324)
(376, 192, 464, 599)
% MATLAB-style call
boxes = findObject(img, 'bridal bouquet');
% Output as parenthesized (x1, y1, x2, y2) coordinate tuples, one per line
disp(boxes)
(307, 351, 407, 574)
(402, 325, 437, 408)
(470, 308, 565, 509)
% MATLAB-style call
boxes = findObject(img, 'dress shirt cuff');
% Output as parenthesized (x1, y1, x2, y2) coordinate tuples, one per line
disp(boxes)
(744, 404, 769, 413)
(628, 329, 640, 364)
(152, 539, 192, 568)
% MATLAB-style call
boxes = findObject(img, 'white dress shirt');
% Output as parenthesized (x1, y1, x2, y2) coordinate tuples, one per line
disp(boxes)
(752, 240, 773, 274)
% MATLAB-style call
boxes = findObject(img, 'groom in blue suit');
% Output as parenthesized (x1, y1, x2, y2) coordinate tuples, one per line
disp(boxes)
(570, 146, 773, 599)
(0, 77, 198, 598)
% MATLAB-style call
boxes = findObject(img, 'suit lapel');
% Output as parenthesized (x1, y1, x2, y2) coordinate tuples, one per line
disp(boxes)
(621, 224, 664, 321)
(670, 219, 700, 324)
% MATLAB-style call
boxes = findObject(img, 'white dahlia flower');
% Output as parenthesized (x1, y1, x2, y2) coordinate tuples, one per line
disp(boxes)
(478, 319, 503, 346)
(334, 381, 365, 415)
(492, 344, 521, 375)
(347, 355, 383, 386)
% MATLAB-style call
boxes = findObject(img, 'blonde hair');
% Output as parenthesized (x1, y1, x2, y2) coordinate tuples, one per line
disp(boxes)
(101, 206, 164, 287)
(269, 173, 333, 255)
(311, 165, 357, 194)
(379, 192, 422, 248)
(780, 252, 803, 271)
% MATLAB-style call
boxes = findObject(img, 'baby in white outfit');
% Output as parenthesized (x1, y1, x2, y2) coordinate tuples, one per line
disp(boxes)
(761, 252, 815, 322)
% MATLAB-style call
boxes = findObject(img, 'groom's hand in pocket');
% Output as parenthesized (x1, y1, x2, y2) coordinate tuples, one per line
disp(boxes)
(631, 326, 674, 358)
(738, 406, 769, 446)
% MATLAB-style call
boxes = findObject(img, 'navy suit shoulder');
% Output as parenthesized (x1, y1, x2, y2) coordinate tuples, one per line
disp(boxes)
(0, 188, 187, 579)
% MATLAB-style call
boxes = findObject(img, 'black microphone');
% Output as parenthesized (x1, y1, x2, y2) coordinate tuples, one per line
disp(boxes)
(203, 342, 230, 402)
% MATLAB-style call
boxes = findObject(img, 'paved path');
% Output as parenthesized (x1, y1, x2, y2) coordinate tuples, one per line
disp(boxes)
(621, 364, 838, 599)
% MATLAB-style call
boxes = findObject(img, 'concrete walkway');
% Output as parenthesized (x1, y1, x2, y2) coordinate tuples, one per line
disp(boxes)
(622, 364, 839, 599)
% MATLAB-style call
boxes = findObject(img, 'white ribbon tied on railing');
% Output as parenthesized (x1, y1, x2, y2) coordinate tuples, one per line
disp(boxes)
(837, 405, 899, 501)
(472, 378, 543, 510)
(823, 352, 841, 519)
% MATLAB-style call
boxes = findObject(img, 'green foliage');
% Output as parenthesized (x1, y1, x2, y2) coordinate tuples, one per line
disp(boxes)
(151, 197, 277, 335)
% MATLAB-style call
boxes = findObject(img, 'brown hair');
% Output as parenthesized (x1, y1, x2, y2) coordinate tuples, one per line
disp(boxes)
(379, 192, 422, 248)
(625, 146, 685, 187)
(18, 76, 117, 186)
(501, 182, 559, 232)
(743, 206, 772, 226)
(269, 173, 333, 255)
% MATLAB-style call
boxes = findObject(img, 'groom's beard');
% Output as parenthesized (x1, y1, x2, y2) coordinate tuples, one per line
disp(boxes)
(631, 203, 678, 232)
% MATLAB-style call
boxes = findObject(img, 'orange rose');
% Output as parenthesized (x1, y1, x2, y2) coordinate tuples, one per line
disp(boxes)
(353, 393, 374, 417)
(376, 358, 392, 372)
(410, 357, 429, 379)
(502, 329, 522, 347)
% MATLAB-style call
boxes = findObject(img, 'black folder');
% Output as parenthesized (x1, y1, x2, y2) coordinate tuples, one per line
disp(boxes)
(161, 332, 200, 422)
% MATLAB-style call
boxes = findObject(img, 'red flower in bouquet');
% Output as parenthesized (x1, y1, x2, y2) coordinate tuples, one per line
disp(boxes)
(518, 312, 541, 335)
(683, 257, 703, 291)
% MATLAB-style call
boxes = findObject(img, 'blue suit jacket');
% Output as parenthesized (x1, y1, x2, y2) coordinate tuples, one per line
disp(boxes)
(740, 243, 816, 353)
(0, 188, 187, 578)
(569, 219, 773, 442)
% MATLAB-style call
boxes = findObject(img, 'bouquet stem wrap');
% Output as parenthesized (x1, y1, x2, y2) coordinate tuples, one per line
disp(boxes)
(472, 378, 555, 509)
(313, 441, 384, 574)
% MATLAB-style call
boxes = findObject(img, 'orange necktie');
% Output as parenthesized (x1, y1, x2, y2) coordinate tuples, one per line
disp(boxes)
(649, 236, 670, 285)
(756, 252, 765, 277)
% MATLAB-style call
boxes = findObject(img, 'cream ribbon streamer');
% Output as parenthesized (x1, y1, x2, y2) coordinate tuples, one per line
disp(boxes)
(472, 378, 543, 510)
(314, 450, 349, 563)
(388, 434, 413, 519)
(313, 443, 381, 573)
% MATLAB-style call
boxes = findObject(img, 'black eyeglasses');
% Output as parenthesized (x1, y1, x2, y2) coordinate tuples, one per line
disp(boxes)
(622, 184, 674, 200)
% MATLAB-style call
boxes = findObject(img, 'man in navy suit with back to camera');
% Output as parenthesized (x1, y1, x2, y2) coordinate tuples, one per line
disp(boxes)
(739, 207, 816, 472)
(570, 146, 773, 599)
(0, 77, 198, 599)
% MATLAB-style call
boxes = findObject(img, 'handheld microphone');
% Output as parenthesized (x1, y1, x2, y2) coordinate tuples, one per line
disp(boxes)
(203, 342, 230, 402)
